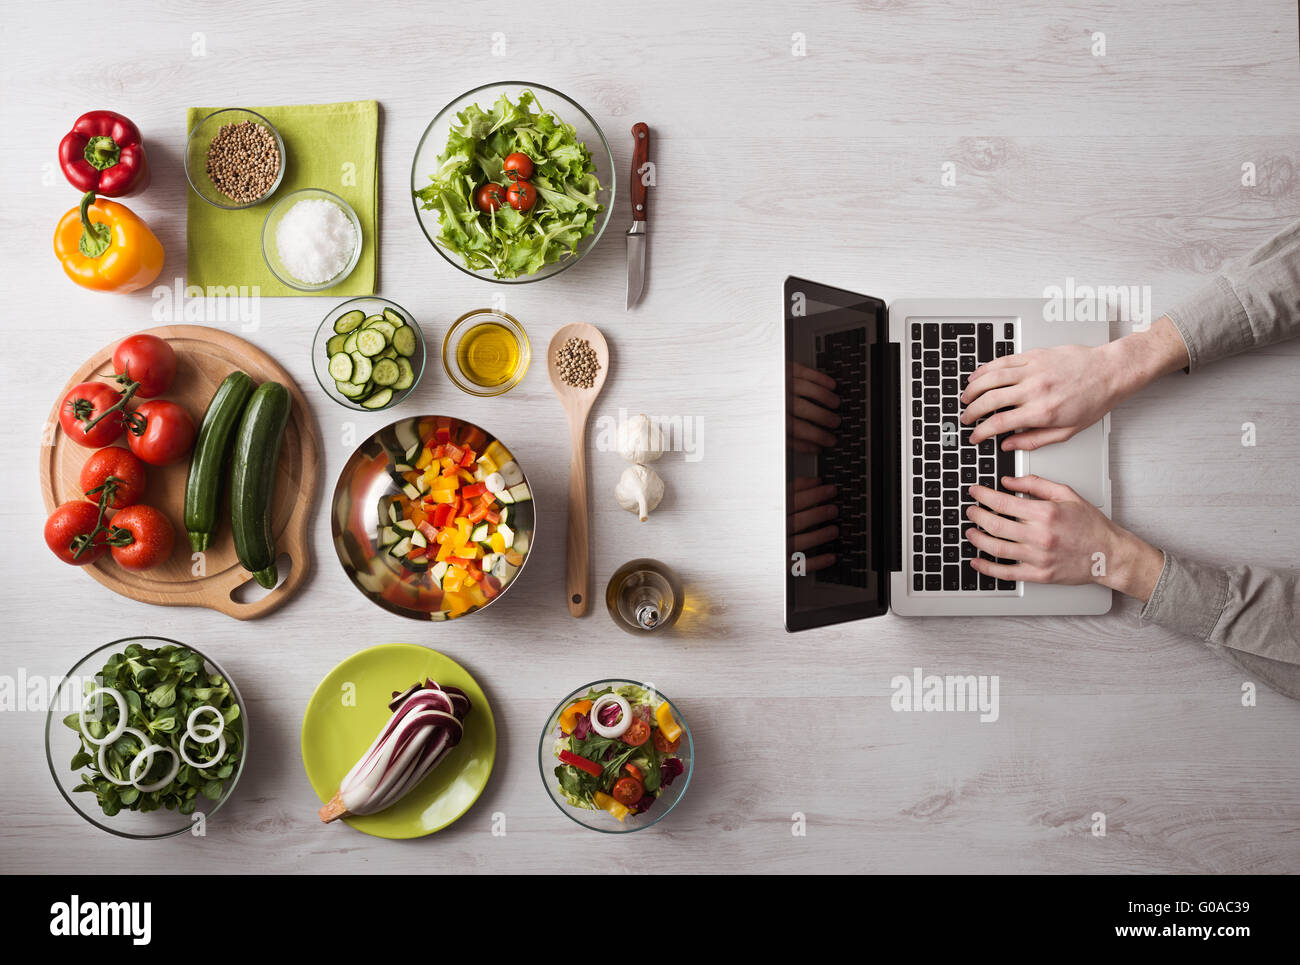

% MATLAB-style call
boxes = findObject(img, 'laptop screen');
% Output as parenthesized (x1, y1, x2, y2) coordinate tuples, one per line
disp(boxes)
(784, 277, 893, 631)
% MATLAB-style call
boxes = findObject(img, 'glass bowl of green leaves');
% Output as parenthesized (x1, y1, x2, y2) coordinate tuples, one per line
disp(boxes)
(411, 82, 615, 283)
(44, 637, 248, 839)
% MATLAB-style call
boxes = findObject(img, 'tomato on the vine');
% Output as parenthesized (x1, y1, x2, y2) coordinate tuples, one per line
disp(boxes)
(79, 446, 147, 509)
(108, 504, 174, 570)
(126, 400, 195, 466)
(44, 501, 108, 565)
(60, 381, 125, 448)
(112, 334, 176, 398)
(503, 152, 534, 182)
(475, 183, 508, 213)
(507, 180, 537, 212)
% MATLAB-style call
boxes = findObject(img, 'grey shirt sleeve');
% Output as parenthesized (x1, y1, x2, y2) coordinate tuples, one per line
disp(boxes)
(1163, 219, 1300, 372)
(1139, 551, 1300, 699)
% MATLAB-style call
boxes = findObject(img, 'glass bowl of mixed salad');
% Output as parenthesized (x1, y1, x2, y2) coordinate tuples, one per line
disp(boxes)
(330, 415, 536, 621)
(44, 637, 248, 839)
(411, 82, 615, 284)
(540, 680, 692, 833)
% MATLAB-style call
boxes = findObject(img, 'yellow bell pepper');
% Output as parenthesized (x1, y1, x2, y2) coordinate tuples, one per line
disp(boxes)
(559, 699, 593, 734)
(488, 532, 506, 554)
(415, 447, 434, 470)
(484, 441, 512, 468)
(54, 191, 164, 293)
(593, 792, 629, 822)
(476, 452, 499, 475)
(656, 702, 683, 742)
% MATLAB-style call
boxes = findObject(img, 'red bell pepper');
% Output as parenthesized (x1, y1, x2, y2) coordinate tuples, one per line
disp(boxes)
(558, 749, 603, 778)
(479, 493, 496, 507)
(417, 520, 440, 543)
(467, 503, 489, 524)
(430, 503, 454, 528)
(435, 427, 451, 444)
(59, 111, 150, 197)
(444, 443, 464, 462)
(462, 482, 487, 499)
(447, 556, 474, 568)
(485, 510, 501, 525)
(458, 448, 476, 468)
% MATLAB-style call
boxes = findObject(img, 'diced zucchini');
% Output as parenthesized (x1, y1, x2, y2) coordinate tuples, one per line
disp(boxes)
(497, 523, 514, 549)
(410, 530, 427, 549)
(394, 518, 416, 532)
(378, 525, 399, 546)
(401, 482, 420, 500)
(506, 483, 530, 503)
(470, 523, 489, 542)
(388, 503, 400, 524)
(389, 536, 411, 557)
(512, 531, 529, 554)
(430, 561, 449, 588)
(498, 461, 524, 487)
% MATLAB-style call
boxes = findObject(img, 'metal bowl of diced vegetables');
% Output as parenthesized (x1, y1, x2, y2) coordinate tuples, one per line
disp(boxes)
(313, 297, 426, 411)
(330, 415, 535, 621)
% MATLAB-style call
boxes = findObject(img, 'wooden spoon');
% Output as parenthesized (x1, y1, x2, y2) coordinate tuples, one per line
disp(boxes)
(547, 322, 610, 616)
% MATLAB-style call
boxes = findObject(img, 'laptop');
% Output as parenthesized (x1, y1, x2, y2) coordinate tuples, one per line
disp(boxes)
(783, 277, 1112, 630)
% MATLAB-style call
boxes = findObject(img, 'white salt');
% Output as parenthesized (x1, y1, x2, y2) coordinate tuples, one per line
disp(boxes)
(275, 199, 358, 284)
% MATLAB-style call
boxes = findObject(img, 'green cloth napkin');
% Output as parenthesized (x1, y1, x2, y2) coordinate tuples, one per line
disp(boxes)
(186, 100, 378, 296)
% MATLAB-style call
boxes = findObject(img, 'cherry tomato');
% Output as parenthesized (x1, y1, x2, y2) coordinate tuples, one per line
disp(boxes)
(507, 180, 537, 212)
(612, 776, 646, 806)
(44, 501, 108, 565)
(127, 400, 195, 466)
(60, 381, 125, 448)
(475, 183, 508, 213)
(79, 447, 147, 510)
(108, 505, 174, 570)
(621, 718, 650, 747)
(624, 762, 644, 781)
(112, 334, 176, 398)
(653, 728, 681, 753)
(503, 152, 534, 182)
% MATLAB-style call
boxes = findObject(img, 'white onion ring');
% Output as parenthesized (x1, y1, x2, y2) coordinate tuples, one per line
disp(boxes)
(186, 705, 225, 744)
(79, 687, 127, 746)
(591, 694, 632, 738)
(180, 731, 227, 770)
(129, 743, 180, 793)
(97, 727, 150, 786)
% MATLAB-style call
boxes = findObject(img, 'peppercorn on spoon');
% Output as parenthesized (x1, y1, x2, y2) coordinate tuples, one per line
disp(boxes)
(547, 323, 610, 617)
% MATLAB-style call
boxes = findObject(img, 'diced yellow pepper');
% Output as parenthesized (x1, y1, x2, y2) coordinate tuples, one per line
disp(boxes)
(456, 519, 470, 543)
(593, 792, 629, 822)
(484, 441, 512, 467)
(443, 569, 464, 593)
(435, 541, 453, 562)
(488, 532, 506, 554)
(457, 469, 475, 483)
(476, 452, 498, 475)
(655, 702, 683, 742)
(443, 590, 470, 617)
(415, 447, 434, 470)
(440, 457, 456, 473)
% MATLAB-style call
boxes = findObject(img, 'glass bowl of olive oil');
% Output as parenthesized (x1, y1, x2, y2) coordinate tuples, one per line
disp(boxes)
(442, 309, 531, 397)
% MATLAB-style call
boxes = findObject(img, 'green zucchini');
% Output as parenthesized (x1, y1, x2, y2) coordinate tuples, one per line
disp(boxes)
(184, 371, 255, 552)
(230, 382, 291, 588)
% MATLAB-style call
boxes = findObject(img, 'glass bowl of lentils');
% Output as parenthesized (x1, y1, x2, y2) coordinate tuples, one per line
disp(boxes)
(184, 108, 285, 209)
(261, 188, 363, 292)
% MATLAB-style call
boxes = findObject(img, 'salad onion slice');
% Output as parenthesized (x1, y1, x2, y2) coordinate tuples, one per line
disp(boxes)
(98, 726, 150, 786)
(129, 744, 180, 793)
(591, 694, 632, 739)
(79, 686, 127, 746)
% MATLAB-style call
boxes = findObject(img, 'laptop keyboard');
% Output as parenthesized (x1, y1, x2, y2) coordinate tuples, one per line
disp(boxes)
(909, 321, 1017, 592)
(813, 328, 869, 589)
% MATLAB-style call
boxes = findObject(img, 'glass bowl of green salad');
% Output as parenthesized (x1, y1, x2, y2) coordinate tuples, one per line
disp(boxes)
(539, 679, 692, 833)
(411, 82, 615, 284)
(44, 638, 248, 839)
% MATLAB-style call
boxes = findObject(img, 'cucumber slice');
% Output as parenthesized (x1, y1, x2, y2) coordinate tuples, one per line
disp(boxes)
(333, 309, 365, 334)
(393, 357, 415, 390)
(343, 331, 359, 354)
(350, 353, 372, 384)
(362, 387, 393, 409)
(382, 308, 406, 327)
(335, 378, 366, 398)
(372, 358, 400, 387)
(327, 352, 353, 382)
(378, 346, 398, 360)
(368, 321, 396, 341)
(326, 333, 348, 355)
(363, 313, 385, 326)
(356, 328, 387, 357)
(393, 326, 417, 358)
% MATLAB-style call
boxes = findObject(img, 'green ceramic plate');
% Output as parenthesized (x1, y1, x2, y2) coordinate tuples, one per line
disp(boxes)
(301, 643, 496, 839)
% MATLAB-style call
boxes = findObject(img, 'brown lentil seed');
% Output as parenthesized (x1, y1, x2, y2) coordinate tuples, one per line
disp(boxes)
(555, 336, 600, 389)
(205, 120, 281, 204)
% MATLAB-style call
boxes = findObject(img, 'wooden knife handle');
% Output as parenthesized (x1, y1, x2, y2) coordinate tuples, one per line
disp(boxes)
(630, 122, 650, 222)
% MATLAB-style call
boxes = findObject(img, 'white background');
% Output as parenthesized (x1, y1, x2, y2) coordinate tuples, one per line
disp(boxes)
(3, 0, 1299, 872)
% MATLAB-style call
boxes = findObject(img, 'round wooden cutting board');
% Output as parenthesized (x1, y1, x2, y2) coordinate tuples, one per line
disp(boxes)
(40, 325, 321, 619)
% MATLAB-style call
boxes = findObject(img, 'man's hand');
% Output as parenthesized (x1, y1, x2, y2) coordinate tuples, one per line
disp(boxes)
(789, 362, 840, 454)
(788, 476, 838, 573)
(964, 475, 1164, 601)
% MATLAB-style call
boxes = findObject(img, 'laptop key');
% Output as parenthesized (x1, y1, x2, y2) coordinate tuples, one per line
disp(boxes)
(914, 554, 924, 573)
(960, 448, 975, 465)
(942, 471, 958, 489)
(925, 537, 941, 554)
(996, 341, 1012, 358)
(914, 574, 924, 591)
(941, 397, 957, 414)
(954, 322, 974, 335)
(911, 323, 920, 341)
(961, 561, 979, 590)
(961, 540, 976, 559)
(942, 452, 958, 470)
(997, 578, 1017, 590)
(923, 350, 939, 368)
(977, 323, 993, 359)
(961, 465, 976, 484)
(942, 545, 959, 564)
(923, 424, 938, 441)
(912, 362, 921, 379)
(923, 388, 939, 405)
(914, 534, 924, 552)
(943, 508, 959, 526)
(925, 500, 940, 516)
(924, 370, 939, 386)
(959, 355, 976, 372)
(925, 517, 940, 535)
(944, 565, 960, 590)
(924, 444, 939, 460)
(923, 326, 938, 349)
(958, 336, 975, 355)
(925, 554, 941, 572)
(941, 359, 957, 377)
(942, 490, 958, 507)
(979, 569, 996, 591)
(924, 480, 939, 497)
(925, 574, 941, 591)
(1003, 322, 1015, 340)
(997, 446, 1014, 484)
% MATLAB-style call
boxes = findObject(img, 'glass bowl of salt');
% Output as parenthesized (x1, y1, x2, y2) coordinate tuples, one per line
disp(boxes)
(261, 187, 363, 291)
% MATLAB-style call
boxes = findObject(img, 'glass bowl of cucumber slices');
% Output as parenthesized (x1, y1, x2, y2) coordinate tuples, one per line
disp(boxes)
(314, 297, 427, 411)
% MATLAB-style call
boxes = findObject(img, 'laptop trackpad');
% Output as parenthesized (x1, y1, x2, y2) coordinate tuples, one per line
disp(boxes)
(1022, 421, 1107, 507)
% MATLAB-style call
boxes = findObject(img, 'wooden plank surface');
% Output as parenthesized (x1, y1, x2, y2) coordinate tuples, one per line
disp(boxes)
(1, 0, 1298, 873)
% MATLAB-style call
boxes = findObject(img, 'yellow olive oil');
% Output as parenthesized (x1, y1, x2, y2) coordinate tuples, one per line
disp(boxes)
(456, 322, 521, 387)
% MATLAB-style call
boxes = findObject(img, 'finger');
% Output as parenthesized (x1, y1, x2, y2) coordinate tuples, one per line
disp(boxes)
(792, 362, 836, 391)
(965, 504, 1033, 543)
(792, 476, 822, 492)
(960, 385, 1024, 426)
(792, 524, 838, 552)
(964, 525, 1030, 562)
(789, 503, 838, 535)
(968, 407, 1031, 445)
(794, 379, 840, 412)
(967, 484, 1046, 521)
(970, 556, 1045, 583)
(791, 439, 821, 454)
(968, 354, 1027, 381)
(791, 418, 837, 449)
(804, 552, 837, 573)
(792, 483, 836, 512)
(1003, 426, 1075, 451)
(1000, 473, 1078, 502)
(960, 362, 1026, 404)
(793, 396, 841, 429)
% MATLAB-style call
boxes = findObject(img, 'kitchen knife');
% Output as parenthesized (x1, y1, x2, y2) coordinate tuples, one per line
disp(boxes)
(625, 122, 650, 310)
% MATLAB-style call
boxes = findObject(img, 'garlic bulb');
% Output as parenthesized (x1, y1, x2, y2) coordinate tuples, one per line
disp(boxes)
(615, 464, 664, 521)
(617, 414, 664, 464)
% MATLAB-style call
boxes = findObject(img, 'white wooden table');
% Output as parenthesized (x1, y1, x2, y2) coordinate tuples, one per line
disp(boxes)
(3, 0, 1298, 874)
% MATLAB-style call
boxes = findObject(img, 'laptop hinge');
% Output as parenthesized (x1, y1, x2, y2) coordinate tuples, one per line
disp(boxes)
(886, 340, 902, 574)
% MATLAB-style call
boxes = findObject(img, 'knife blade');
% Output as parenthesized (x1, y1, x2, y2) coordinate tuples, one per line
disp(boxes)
(625, 122, 650, 310)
